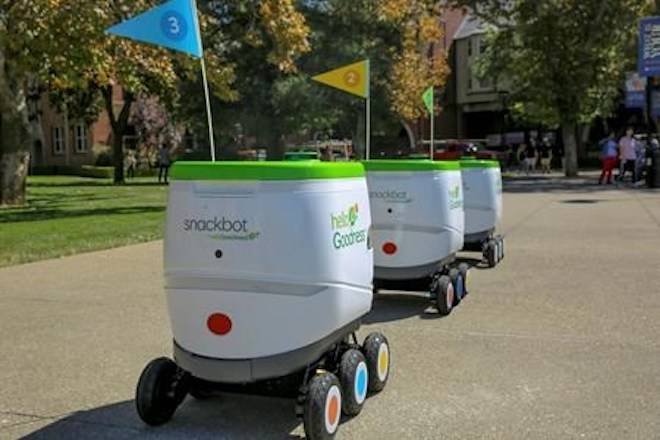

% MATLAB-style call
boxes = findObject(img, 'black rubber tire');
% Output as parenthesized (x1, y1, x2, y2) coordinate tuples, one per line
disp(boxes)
(135, 357, 187, 426)
(303, 372, 342, 440)
(362, 332, 390, 393)
(188, 377, 214, 400)
(499, 237, 505, 261)
(448, 268, 464, 306)
(434, 275, 454, 316)
(338, 349, 368, 416)
(486, 240, 497, 268)
(458, 263, 469, 296)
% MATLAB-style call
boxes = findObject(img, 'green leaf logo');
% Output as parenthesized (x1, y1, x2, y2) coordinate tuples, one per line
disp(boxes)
(348, 203, 359, 226)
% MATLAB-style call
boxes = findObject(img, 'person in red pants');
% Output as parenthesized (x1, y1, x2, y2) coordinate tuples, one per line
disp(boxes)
(599, 132, 618, 184)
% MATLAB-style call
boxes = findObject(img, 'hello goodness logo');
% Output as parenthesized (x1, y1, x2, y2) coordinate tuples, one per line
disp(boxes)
(182, 216, 260, 241)
(331, 203, 367, 250)
(449, 184, 463, 210)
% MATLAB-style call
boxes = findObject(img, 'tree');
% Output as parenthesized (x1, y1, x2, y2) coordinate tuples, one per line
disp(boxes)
(211, 0, 451, 159)
(452, 0, 651, 176)
(297, 0, 451, 154)
(0, 0, 311, 203)
(0, 0, 43, 206)
(38, 0, 238, 184)
(379, 0, 450, 145)
(173, 0, 313, 160)
(130, 94, 184, 167)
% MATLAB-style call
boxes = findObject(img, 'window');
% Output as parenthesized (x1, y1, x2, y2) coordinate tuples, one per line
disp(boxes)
(52, 127, 64, 155)
(74, 124, 88, 153)
(467, 35, 495, 93)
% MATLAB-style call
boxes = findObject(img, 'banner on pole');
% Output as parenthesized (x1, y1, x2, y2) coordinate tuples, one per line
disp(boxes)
(106, 0, 203, 58)
(312, 60, 369, 99)
(639, 16, 660, 77)
(625, 72, 647, 109)
(422, 87, 434, 114)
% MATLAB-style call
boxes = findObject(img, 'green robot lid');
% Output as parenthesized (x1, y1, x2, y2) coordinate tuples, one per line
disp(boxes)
(170, 161, 364, 181)
(362, 159, 460, 172)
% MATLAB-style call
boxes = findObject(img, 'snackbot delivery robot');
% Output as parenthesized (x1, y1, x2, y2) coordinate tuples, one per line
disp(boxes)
(364, 160, 469, 315)
(459, 158, 504, 267)
(135, 161, 391, 439)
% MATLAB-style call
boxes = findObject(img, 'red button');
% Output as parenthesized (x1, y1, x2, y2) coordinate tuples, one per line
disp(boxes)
(207, 313, 232, 335)
(382, 242, 397, 255)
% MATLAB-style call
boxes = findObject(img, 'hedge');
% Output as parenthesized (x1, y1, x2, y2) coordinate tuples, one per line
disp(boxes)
(79, 165, 114, 178)
(32, 165, 113, 178)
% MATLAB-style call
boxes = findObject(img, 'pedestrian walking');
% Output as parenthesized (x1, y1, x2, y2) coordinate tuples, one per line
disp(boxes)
(538, 138, 552, 174)
(158, 144, 171, 184)
(598, 132, 618, 185)
(524, 143, 536, 175)
(617, 127, 637, 183)
(125, 149, 137, 179)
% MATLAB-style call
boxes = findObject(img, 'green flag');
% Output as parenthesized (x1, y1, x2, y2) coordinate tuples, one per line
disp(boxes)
(422, 86, 434, 114)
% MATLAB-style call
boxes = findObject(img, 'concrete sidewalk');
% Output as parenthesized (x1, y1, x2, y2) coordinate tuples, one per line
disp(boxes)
(1, 175, 659, 439)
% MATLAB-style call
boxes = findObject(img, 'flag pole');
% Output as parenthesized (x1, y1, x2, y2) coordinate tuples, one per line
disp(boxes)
(366, 59, 371, 160)
(191, 0, 215, 162)
(430, 109, 434, 160)
(200, 57, 216, 162)
(366, 97, 371, 160)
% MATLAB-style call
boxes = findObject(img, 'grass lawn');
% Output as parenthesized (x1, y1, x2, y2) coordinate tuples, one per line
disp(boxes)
(0, 175, 168, 268)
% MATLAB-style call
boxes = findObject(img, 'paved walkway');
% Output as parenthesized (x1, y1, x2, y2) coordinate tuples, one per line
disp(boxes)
(1, 174, 659, 439)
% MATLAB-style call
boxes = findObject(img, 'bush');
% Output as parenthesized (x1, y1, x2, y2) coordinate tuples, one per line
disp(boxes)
(30, 165, 114, 179)
(95, 151, 113, 167)
(93, 144, 113, 166)
(80, 165, 114, 178)
(31, 166, 57, 175)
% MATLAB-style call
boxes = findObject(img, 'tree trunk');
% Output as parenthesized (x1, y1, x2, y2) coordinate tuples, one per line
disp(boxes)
(102, 86, 134, 184)
(112, 133, 124, 183)
(0, 151, 30, 206)
(401, 120, 416, 152)
(0, 46, 38, 206)
(26, 77, 45, 168)
(562, 123, 579, 177)
(577, 123, 590, 163)
(0, 107, 30, 203)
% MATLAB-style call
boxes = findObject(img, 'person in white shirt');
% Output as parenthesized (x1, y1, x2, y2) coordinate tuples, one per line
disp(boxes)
(618, 127, 637, 183)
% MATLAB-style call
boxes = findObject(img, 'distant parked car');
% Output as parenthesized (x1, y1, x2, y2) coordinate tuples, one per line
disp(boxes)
(429, 139, 507, 162)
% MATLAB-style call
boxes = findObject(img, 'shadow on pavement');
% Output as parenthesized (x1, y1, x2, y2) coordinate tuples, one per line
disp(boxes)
(501, 174, 659, 194)
(364, 292, 444, 324)
(560, 199, 602, 204)
(365, 257, 487, 324)
(20, 395, 303, 439)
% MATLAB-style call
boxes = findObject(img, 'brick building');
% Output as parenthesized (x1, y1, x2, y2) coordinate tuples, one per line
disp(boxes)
(35, 87, 125, 168)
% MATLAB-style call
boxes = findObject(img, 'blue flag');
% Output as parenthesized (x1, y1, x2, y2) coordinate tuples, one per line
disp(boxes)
(106, 0, 203, 58)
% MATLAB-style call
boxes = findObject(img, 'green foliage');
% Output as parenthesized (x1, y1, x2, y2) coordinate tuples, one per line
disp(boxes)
(460, 0, 651, 127)
(178, 0, 452, 158)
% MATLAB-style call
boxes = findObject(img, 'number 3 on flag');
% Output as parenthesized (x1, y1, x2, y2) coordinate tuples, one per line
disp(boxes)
(161, 11, 188, 41)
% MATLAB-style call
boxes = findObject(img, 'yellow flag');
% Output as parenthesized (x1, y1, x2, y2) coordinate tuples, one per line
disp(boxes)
(312, 60, 369, 99)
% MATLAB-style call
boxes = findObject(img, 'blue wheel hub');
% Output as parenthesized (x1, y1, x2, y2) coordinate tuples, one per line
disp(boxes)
(455, 274, 465, 299)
